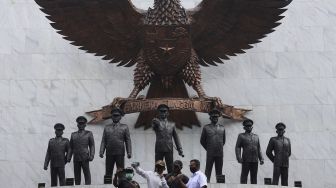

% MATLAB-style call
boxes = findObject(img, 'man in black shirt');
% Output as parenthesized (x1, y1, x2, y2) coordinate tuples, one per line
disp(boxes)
(165, 160, 189, 188)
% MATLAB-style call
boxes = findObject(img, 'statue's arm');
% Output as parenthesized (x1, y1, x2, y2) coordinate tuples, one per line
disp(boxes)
(43, 141, 51, 169)
(152, 118, 160, 131)
(235, 135, 242, 162)
(124, 126, 132, 157)
(266, 138, 275, 162)
(99, 128, 106, 156)
(223, 128, 226, 145)
(200, 128, 207, 150)
(258, 137, 264, 162)
(67, 135, 73, 162)
(288, 138, 291, 157)
(173, 126, 183, 152)
(89, 132, 95, 160)
(65, 139, 70, 163)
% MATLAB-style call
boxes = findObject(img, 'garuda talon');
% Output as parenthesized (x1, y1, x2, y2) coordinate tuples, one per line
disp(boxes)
(35, 0, 292, 128)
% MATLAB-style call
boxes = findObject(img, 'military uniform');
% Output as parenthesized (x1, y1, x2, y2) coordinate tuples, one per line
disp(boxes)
(153, 119, 183, 173)
(100, 122, 132, 176)
(266, 136, 291, 186)
(235, 132, 264, 184)
(44, 137, 70, 186)
(68, 130, 95, 185)
(200, 123, 226, 181)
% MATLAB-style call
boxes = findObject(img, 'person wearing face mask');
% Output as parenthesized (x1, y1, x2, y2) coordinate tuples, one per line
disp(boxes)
(100, 108, 132, 177)
(266, 122, 291, 186)
(43, 123, 70, 187)
(67, 116, 95, 185)
(235, 119, 264, 184)
(113, 167, 140, 188)
(179, 159, 207, 188)
(132, 160, 169, 188)
(200, 109, 226, 182)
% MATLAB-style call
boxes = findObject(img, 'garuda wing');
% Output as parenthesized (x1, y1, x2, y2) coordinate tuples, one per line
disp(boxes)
(35, 0, 145, 67)
(187, 0, 292, 66)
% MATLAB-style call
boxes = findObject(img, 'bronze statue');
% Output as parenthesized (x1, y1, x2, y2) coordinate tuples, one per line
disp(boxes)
(235, 119, 264, 184)
(44, 123, 70, 187)
(34, 0, 292, 128)
(200, 109, 226, 182)
(68, 116, 95, 185)
(152, 104, 183, 173)
(266, 122, 291, 186)
(100, 108, 132, 176)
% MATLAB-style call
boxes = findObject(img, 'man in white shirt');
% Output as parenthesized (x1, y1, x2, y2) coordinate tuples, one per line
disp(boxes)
(132, 160, 169, 188)
(181, 159, 207, 188)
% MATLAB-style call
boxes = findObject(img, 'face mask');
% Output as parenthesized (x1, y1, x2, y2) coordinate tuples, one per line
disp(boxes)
(125, 173, 133, 180)
(190, 167, 197, 173)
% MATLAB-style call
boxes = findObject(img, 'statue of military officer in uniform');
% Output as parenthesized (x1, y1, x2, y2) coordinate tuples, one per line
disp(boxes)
(235, 119, 264, 184)
(152, 104, 184, 173)
(100, 108, 132, 176)
(44, 123, 70, 187)
(200, 109, 226, 182)
(68, 116, 95, 185)
(266, 122, 291, 186)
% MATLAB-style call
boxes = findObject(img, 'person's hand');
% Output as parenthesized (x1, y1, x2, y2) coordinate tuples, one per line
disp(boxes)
(260, 160, 264, 165)
(176, 174, 184, 179)
(127, 154, 132, 159)
(89, 156, 94, 161)
(152, 118, 160, 127)
(99, 154, 104, 158)
(178, 150, 184, 157)
(131, 162, 140, 168)
(43, 166, 48, 170)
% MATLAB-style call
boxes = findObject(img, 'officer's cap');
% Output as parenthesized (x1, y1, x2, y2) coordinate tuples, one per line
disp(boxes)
(243, 119, 253, 127)
(54, 123, 65, 130)
(76, 116, 87, 123)
(157, 104, 169, 111)
(209, 108, 221, 116)
(111, 107, 124, 116)
(275, 122, 286, 130)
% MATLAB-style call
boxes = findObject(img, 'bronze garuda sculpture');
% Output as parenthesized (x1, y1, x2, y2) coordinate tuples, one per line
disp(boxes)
(35, 0, 292, 129)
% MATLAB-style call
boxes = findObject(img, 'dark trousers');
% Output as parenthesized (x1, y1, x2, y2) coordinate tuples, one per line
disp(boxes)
(155, 152, 173, 173)
(106, 155, 125, 176)
(240, 162, 258, 184)
(74, 161, 91, 185)
(272, 166, 288, 186)
(50, 167, 65, 187)
(205, 155, 223, 182)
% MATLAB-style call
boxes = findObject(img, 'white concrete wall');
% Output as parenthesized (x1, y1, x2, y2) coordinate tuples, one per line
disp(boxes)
(0, 0, 335, 188)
